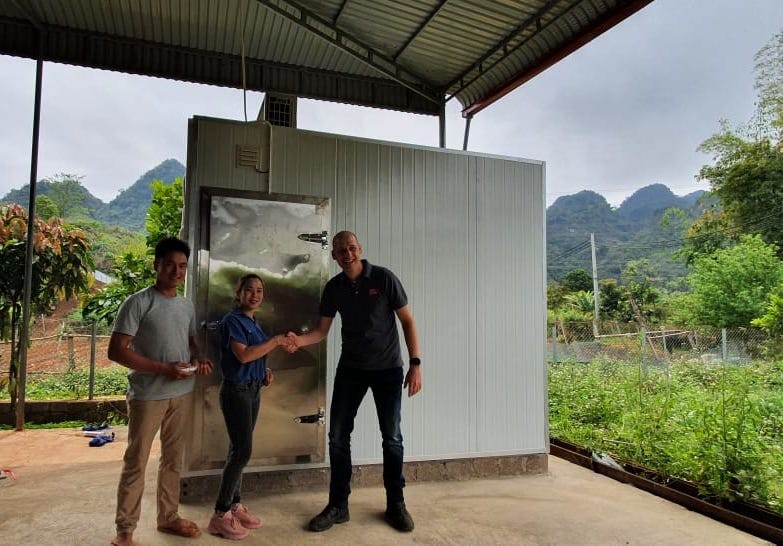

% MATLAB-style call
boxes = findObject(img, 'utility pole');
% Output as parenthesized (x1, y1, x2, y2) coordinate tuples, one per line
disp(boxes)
(591, 233, 600, 338)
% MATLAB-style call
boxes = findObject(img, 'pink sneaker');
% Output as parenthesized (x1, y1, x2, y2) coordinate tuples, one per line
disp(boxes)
(208, 511, 249, 541)
(232, 503, 263, 529)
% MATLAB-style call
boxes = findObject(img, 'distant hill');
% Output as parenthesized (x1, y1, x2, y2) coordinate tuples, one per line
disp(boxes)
(2, 167, 707, 283)
(94, 159, 185, 230)
(616, 183, 700, 223)
(1, 179, 106, 219)
(547, 184, 708, 283)
(1, 159, 185, 231)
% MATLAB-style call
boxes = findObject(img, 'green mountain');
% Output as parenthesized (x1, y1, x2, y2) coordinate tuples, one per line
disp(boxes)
(547, 184, 707, 284)
(1, 179, 108, 219)
(3, 165, 705, 285)
(1, 159, 185, 231)
(95, 159, 185, 230)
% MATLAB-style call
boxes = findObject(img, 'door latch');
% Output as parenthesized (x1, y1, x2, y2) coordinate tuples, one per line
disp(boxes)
(294, 407, 325, 425)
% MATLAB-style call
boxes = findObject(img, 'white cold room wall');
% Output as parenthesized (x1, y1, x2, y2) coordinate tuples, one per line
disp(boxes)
(268, 125, 547, 462)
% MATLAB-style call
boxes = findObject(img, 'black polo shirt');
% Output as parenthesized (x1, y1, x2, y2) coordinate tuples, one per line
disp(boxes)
(320, 259, 408, 370)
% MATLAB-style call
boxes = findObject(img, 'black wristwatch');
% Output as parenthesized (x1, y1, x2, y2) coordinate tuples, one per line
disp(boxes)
(409, 358, 421, 366)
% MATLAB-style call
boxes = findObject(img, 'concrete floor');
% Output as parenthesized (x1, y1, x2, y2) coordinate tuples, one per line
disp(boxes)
(0, 427, 771, 546)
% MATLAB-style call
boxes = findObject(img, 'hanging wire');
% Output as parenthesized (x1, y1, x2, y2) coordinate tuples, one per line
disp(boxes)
(241, 22, 248, 123)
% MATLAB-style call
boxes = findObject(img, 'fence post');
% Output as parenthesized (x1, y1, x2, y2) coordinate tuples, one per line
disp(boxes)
(660, 326, 669, 377)
(551, 326, 558, 363)
(89, 322, 97, 400)
(67, 333, 75, 371)
(660, 326, 668, 358)
(640, 327, 648, 375)
(722, 328, 728, 363)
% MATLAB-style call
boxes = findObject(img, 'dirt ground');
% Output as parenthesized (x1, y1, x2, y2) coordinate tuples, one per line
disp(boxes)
(22, 299, 117, 376)
(0, 426, 772, 546)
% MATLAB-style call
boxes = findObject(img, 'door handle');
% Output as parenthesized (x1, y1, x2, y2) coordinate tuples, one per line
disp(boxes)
(201, 320, 220, 331)
(297, 230, 329, 249)
(294, 407, 325, 425)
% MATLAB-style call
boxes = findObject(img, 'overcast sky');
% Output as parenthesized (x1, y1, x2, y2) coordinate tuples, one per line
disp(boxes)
(1, 0, 781, 207)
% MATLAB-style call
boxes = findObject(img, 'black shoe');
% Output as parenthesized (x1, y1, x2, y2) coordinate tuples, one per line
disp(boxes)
(308, 504, 350, 532)
(385, 501, 414, 532)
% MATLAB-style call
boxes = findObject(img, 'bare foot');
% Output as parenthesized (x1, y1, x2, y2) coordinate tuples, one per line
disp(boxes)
(110, 532, 134, 546)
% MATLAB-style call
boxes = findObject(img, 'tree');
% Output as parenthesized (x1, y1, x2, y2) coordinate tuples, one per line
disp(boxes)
(45, 173, 90, 220)
(698, 131, 783, 253)
(145, 177, 184, 250)
(0, 204, 92, 407)
(677, 208, 738, 266)
(34, 195, 60, 221)
(70, 218, 145, 272)
(561, 268, 593, 293)
(598, 279, 623, 319)
(564, 290, 594, 315)
(620, 259, 664, 324)
(81, 252, 154, 325)
(753, 30, 783, 140)
(547, 282, 567, 310)
(82, 178, 184, 324)
(750, 290, 783, 357)
(683, 235, 783, 327)
(696, 32, 783, 255)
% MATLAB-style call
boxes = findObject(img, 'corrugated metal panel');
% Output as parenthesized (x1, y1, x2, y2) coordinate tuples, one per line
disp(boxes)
(268, 125, 546, 461)
(475, 158, 547, 451)
(0, 0, 651, 119)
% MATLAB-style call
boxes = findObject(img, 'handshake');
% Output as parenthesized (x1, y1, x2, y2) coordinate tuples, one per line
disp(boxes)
(276, 332, 302, 353)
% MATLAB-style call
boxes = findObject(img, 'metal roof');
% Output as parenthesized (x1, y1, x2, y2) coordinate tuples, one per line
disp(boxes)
(0, 0, 653, 117)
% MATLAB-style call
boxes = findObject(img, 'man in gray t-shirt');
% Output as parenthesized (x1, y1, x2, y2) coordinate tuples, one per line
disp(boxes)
(108, 237, 213, 546)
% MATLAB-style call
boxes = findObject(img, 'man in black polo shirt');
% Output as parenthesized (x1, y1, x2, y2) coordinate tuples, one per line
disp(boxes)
(288, 230, 422, 533)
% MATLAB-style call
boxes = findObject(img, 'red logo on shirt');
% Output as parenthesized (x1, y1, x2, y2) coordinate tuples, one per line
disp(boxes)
(368, 288, 379, 296)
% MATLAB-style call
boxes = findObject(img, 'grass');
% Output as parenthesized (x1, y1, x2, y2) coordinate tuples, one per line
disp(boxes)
(0, 420, 95, 431)
(549, 357, 783, 513)
(0, 367, 128, 401)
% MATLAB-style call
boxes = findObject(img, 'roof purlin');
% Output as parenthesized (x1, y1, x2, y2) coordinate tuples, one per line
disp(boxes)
(255, 0, 443, 106)
(445, 0, 563, 99)
(0, 15, 441, 115)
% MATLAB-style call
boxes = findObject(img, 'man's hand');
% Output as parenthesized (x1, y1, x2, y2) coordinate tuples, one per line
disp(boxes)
(403, 365, 422, 397)
(195, 358, 213, 376)
(283, 332, 300, 353)
(164, 362, 196, 380)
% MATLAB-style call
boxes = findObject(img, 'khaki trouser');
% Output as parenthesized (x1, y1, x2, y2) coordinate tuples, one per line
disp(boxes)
(115, 393, 192, 534)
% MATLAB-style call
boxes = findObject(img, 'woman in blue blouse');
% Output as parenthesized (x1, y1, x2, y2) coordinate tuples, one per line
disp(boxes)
(208, 273, 290, 541)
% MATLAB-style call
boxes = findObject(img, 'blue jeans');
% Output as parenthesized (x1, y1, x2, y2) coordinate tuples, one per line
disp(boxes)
(214, 381, 261, 513)
(328, 366, 405, 508)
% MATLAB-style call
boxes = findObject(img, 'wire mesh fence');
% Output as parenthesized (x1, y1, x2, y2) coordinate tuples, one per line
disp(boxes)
(547, 320, 783, 513)
(548, 320, 770, 366)
(0, 316, 125, 400)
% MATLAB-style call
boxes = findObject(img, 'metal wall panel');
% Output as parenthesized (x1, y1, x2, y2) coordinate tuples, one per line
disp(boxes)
(268, 125, 546, 462)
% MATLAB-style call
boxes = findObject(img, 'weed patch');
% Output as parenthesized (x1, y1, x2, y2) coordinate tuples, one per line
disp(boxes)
(549, 359, 783, 513)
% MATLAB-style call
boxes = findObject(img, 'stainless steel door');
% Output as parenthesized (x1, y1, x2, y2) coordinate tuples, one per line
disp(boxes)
(185, 190, 330, 471)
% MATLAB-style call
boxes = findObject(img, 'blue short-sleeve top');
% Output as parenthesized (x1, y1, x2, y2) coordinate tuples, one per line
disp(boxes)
(219, 308, 268, 383)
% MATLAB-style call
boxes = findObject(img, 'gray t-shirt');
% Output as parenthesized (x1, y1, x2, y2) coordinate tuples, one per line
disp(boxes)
(112, 286, 197, 401)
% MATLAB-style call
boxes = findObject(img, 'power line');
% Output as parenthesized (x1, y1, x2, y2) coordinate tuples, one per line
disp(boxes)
(548, 240, 591, 262)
